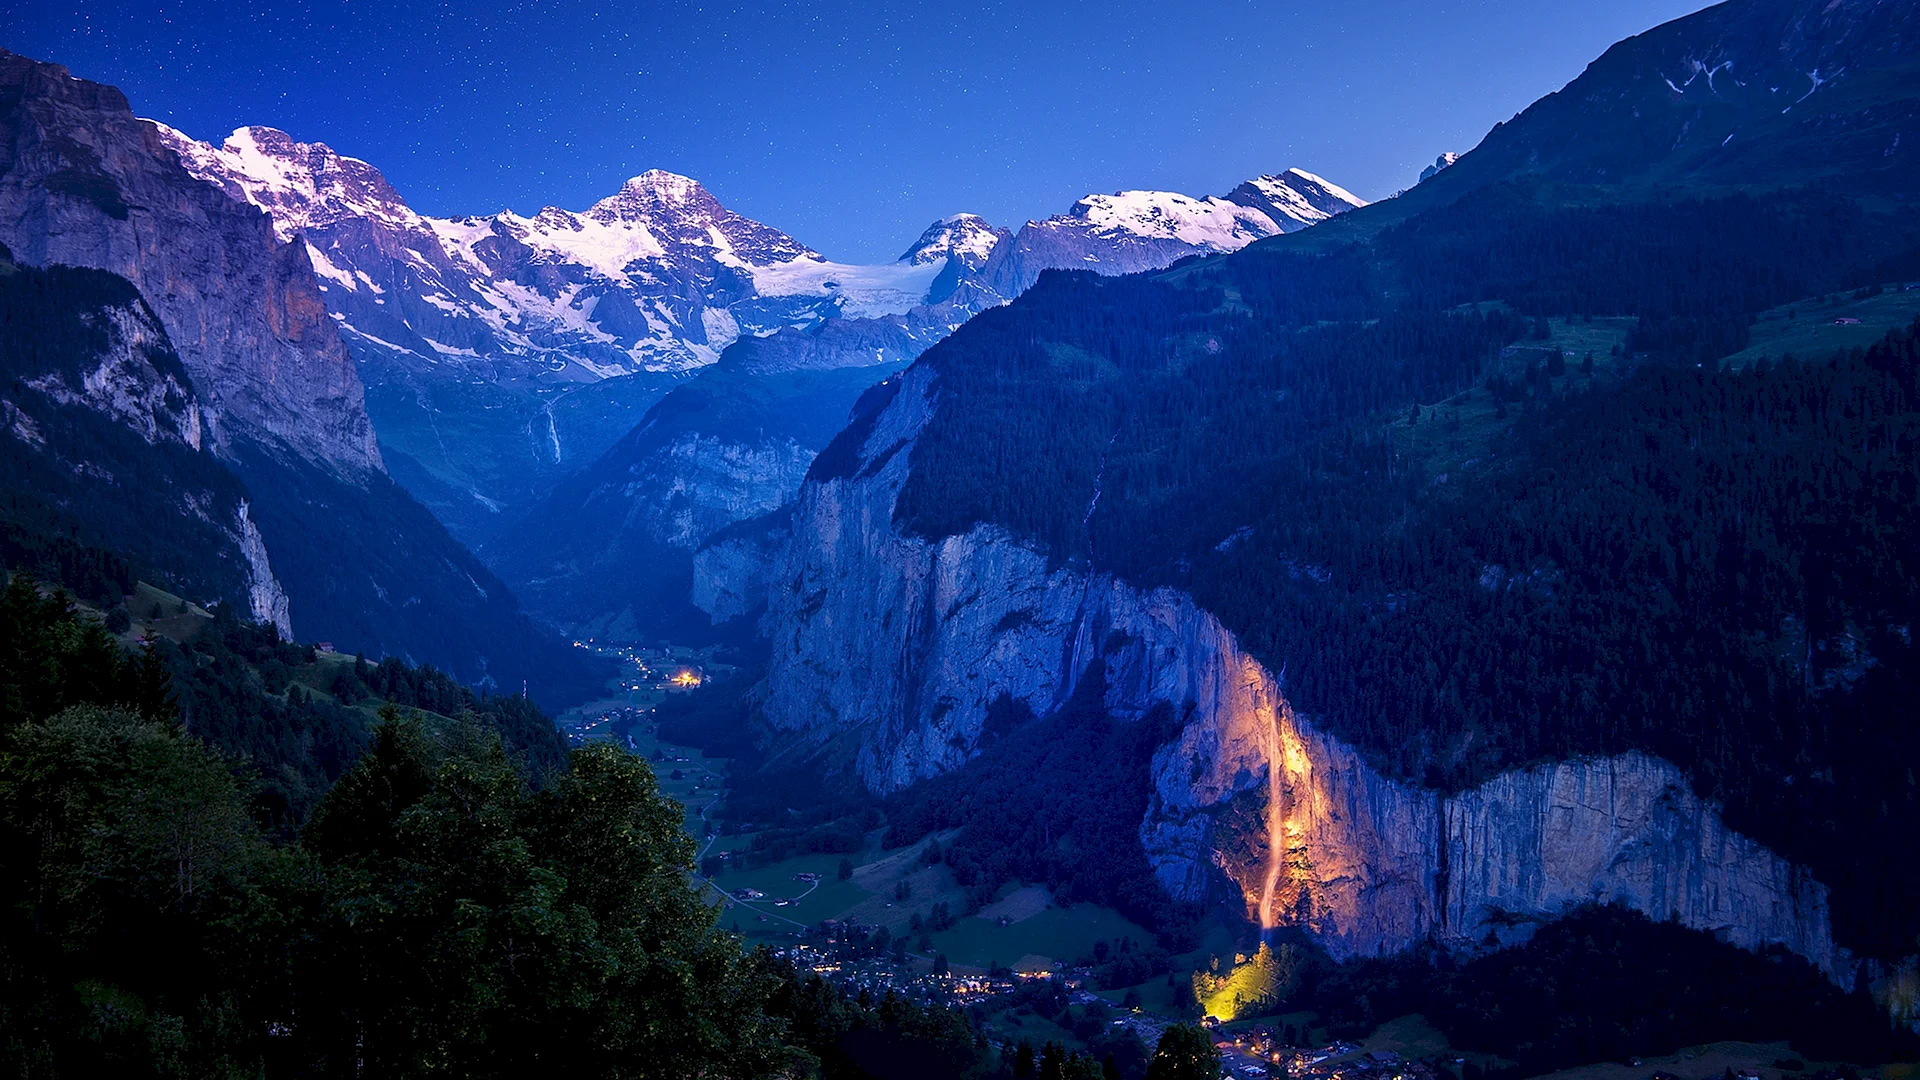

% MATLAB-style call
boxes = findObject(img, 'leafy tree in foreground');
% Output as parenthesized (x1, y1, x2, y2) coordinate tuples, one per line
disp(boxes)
(1144, 1025, 1219, 1080)
(272, 712, 798, 1077)
(0, 586, 805, 1078)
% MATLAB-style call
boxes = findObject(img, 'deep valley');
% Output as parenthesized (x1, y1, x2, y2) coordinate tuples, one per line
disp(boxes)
(3, 0, 1920, 1075)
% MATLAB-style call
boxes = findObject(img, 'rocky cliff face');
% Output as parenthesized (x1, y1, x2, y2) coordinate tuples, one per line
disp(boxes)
(0, 53, 380, 474)
(496, 355, 909, 637)
(0, 254, 293, 633)
(233, 499, 293, 636)
(19, 294, 205, 452)
(756, 364, 1848, 982)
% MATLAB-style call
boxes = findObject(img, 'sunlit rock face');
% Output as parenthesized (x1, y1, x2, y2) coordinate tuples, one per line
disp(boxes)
(762, 366, 1848, 982)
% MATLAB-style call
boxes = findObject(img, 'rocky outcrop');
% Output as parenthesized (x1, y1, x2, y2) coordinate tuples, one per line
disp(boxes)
(18, 290, 204, 451)
(761, 364, 1848, 982)
(234, 500, 293, 638)
(0, 51, 380, 474)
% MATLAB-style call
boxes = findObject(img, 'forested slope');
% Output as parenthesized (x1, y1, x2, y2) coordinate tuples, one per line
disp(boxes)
(884, 115, 1920, 957)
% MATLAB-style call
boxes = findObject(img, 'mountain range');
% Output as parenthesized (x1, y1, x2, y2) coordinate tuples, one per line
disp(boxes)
(148, 119, 1364, 637)
(0, 43, 1368, 683)
(8, 0, 1919, 1058)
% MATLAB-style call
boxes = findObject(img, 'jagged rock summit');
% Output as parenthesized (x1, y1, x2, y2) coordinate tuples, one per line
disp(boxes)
(1418, 152, 1462, 183)
(157, 125, 415, 240)
(899, 213, 1006, 270)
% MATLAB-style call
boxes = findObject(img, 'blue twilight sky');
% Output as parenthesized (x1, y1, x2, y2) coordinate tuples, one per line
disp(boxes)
(6, 0, 1708, 262)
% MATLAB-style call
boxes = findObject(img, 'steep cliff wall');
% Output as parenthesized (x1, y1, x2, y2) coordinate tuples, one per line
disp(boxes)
(0, 51, 380, 474)
(762, 365, 1848, 981)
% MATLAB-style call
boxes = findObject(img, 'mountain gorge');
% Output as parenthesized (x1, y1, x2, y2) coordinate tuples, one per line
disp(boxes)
(5, 0, 1920, 1066)
(708, 0, 1920, 1017)
(484, 169, 1365, 638)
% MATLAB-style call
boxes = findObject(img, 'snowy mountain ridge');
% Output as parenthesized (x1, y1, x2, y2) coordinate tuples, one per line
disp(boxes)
(155, 123, 1366, 382)
(154, 125, 955, 378)
(974, 167, 1367, 299)
(1059, 189, 1279, 250)
(1054, 168, 1365, 249)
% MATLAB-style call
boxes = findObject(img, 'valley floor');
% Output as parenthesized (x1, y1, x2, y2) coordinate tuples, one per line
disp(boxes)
(557, 653, 1918, 1079)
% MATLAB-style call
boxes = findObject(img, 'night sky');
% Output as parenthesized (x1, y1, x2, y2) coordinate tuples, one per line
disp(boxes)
(7, 0, 1706, 261)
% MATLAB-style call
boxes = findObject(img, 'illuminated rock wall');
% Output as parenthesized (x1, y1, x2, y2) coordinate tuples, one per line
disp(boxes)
(761, 366, 1849, 982)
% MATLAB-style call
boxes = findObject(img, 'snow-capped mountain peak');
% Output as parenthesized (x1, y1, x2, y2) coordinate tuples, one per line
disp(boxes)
(155, 124, 412, 242)
(611, 168, 705, 206)
(1419, 152, 1462, 183)
(899, 213, 1005, 270)
(1063, 189, 1280, 250)
(1224, 169, 1368, 232)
